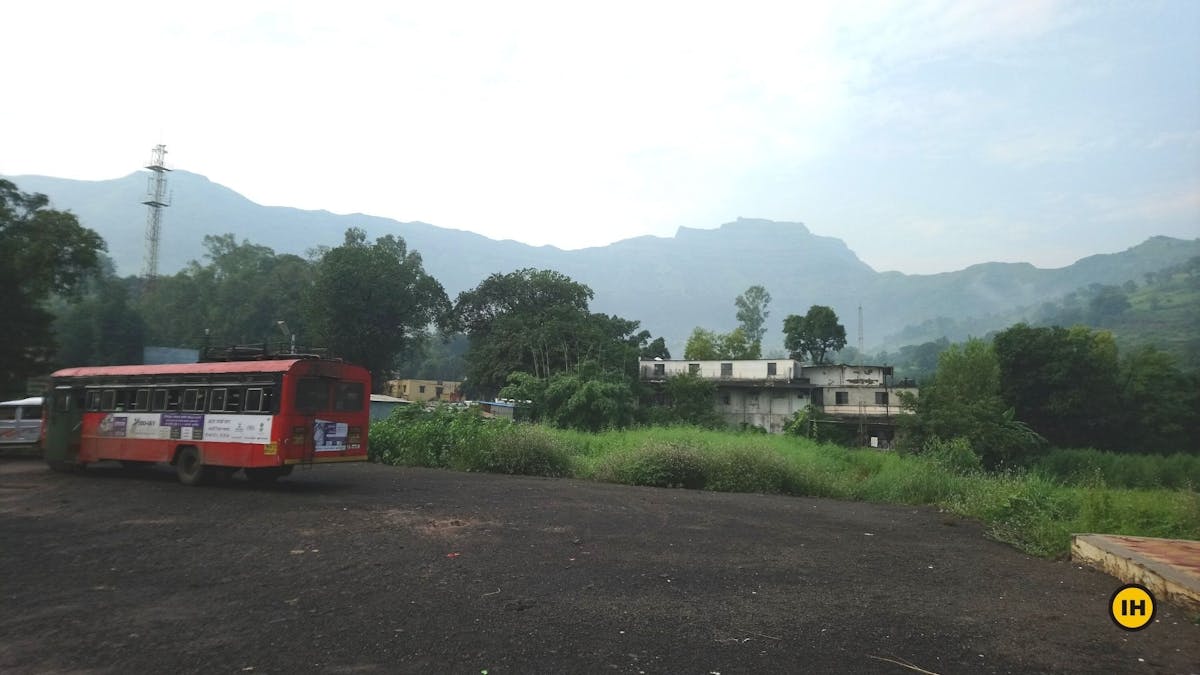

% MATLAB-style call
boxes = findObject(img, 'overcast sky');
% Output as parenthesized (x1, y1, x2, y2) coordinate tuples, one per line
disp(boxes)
(2, 0, 1197, 274)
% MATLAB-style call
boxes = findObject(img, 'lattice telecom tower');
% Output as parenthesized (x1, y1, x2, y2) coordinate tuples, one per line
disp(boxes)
(141, 144, 171, 279)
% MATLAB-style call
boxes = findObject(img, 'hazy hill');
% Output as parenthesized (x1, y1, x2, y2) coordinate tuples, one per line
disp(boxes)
(9, 171, 1200, 352)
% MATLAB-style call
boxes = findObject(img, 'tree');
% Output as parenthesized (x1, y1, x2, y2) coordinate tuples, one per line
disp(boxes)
(719, 327, 761, 359)
(52, 260, 146, 367)
(683, 328, 722, 360)
(783, 305, 846, 364)
(993, 323, 1121, 449)
(0, 179, 105, 395)
(899, 338, 1044, 467)
(1115, 346, 1200, 454)
(450, 268, 653, 397)
(645, 373, 722, 428)
(734, 285, 771, 347)
(500, 361, 636, 431)
(138, 235, 314, 350)
(640, 337, 671, 360)
(308, 228, 448, 391)
(682, 327, 759, 360)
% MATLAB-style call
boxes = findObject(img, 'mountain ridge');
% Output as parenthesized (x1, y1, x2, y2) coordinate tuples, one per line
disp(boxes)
(7, 171, 1197, 352)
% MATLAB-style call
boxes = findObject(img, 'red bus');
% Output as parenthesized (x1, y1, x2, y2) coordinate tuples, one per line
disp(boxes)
(41, 358, 370, 485)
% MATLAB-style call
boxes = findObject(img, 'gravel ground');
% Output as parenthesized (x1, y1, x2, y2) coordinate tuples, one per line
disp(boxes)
(1, 457, 1197, 674)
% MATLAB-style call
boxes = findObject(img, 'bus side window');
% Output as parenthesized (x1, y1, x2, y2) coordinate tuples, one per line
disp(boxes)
(101, 390, 116, 411)
(226, 389, 242, 413)
(134, 389, 150, 412)
(210, 388, 227, 412)
(152, 389, 167, 412)
(182, 389, 207, 413)
(166, 390, 181, 411)
(115, 390, 131, 411)
(261, 387, 276, 413)
(244, 388, 263, 413)
(86, 391, 101, 411)
(57, 391, 72, 413)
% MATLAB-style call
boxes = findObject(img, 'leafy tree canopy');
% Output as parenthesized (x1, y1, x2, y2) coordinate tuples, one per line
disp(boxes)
(451, 268, 654, 397)
(0, 179, 105, 395)
(783, 305, 847, 364)
(993, 323, 1120, 449)
(683, 327, 761, 360)
(308, 228, 449, 391)
(734, 285, 771, 347)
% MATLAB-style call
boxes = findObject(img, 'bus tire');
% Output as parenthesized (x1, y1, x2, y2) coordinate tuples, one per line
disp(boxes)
(175, 446, 208, 486)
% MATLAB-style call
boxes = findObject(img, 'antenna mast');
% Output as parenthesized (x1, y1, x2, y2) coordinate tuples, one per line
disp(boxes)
(141, 144, 171, 279)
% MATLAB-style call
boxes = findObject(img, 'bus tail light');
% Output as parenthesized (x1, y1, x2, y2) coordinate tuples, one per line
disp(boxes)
(291, 426, 305, 445)
(348, 426, 362, 448)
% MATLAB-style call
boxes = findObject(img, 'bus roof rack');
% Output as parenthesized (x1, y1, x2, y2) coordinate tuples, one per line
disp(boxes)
(200, 342, 330, 362)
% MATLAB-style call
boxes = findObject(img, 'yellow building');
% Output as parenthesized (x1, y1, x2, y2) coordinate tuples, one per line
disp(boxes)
(384, 379, 462, 403)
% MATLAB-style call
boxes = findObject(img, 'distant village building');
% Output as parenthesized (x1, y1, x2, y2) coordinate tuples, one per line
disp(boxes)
(384, 379, 463, 403)
(639, 359, 917, 445)
(369, 394, 410, 421)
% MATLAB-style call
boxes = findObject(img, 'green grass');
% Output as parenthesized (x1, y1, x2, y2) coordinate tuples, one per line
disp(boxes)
(370, 411, 1200, 558)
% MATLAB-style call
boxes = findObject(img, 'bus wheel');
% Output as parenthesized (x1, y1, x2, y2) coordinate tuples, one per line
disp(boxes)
(175, 447, 208, 486)
(246, 466, 291, 483)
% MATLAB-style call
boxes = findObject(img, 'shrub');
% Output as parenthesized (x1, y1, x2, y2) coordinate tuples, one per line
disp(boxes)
(595, 442, 709, 489)
(920, 437, 983, 475)
(705, 445, 803, 495)
(476, 424, 571, 477)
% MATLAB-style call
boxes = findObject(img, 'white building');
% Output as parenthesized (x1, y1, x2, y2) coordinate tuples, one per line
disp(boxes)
(639, 359, 917, 443)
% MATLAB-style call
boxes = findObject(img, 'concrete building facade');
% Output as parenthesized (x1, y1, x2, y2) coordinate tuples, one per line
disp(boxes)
(384, 379, 462, 403)
(639, 359, 917, 444)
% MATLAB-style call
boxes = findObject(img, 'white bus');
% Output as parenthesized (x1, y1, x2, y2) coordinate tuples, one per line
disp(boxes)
(0, 396, 43, 447)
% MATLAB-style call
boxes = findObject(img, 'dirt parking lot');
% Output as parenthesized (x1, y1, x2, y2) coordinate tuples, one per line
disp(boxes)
(0, 457, 1196, 674)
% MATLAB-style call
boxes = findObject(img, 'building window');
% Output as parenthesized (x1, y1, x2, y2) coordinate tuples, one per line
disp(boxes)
(835, 391, 849, 405)
(653, 363, 665, 376)
(419, 385, 426, 394)
(689, 363, 700, 375)
(875, 392, 889, 405)
(720, 393, 731, 405)
(767, 362, 777, 376)
(720, 363, 733, 378)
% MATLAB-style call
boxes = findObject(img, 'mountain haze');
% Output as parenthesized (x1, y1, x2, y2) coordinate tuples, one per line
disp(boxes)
(9, 171, 1199, 352)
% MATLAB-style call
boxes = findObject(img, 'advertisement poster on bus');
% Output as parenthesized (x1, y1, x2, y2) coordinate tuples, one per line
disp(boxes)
(203, 415, 272, 444)
(313, 419, 348, 452)
(96, 413, 272, 444)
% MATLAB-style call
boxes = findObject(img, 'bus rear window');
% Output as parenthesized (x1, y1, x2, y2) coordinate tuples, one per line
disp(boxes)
(334, 382, 365, 412)
(295, 378, 328, 412)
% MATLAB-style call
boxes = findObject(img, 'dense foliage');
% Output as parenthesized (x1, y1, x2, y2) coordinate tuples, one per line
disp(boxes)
(682, 326, 760, 360)
(903, 325, 1200, 462)
(0, 179, 105, 396)
(783, 305, 847, 364)
(308, 228, 449, 391)
(448, 268, 651, 398)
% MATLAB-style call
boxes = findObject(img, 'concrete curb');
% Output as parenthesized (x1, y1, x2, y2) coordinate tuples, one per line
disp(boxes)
(1071, 534, 1200, 616)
